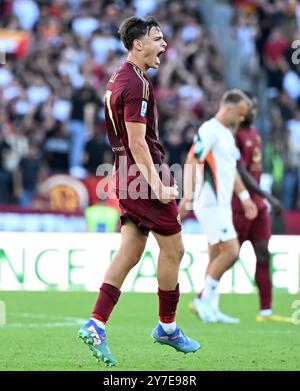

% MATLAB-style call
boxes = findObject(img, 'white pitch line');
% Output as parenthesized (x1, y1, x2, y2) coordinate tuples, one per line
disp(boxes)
(1, 312, 87, 328)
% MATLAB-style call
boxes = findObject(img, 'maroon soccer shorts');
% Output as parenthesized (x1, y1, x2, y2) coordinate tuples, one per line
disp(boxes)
(119, 198, 182, 236)
(233, 206, 271, 244)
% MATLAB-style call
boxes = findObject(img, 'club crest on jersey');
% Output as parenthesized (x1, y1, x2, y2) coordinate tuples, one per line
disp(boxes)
(140, 100, 147, 117)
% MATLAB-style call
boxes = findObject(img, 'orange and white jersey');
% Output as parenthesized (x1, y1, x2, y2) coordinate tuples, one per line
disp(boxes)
(191, 117, 240, 208)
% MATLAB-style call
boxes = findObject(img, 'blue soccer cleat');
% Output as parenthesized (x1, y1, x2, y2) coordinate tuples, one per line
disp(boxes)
(78, 319, 116, 366)
(151, 324, 201, 354)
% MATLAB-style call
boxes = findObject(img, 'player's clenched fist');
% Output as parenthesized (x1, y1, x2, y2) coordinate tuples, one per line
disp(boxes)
(157, 184, 179, 204)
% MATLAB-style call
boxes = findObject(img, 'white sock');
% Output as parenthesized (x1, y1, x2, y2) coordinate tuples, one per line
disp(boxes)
(91, 317, 105, 329)
(159, 321, 176, 334)
(212, 290, 220, 310)
(202, 275, 219, 303)
(260, 309, 272, 317)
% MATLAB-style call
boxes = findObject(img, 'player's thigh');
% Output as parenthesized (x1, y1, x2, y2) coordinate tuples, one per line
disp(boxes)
(232, 212, 252, 244)
(152, 231, 185, 260)
(249, 208, 271, 244)
(208, 243, 220, 263)
(120, 218, 147, 259)
(218, 238, 240, 260)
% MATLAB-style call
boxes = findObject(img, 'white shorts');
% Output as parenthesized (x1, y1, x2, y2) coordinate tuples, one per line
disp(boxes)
(193, 205, 237, 245)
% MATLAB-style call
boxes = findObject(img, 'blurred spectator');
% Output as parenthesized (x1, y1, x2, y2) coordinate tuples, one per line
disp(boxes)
(68, 81, 99, 176)
(43, 120, 70, 174)
(84, 131, 113, 175)
(0, 131, 12, 204)
(16, 142, 41, 207)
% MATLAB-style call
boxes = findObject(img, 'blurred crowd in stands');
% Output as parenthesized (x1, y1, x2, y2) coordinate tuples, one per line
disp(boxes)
(0, 0, 300, 213)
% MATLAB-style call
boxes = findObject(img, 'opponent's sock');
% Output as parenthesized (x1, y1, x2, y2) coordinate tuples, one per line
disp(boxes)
(202, 275, 219, 304)
(158, 284, 179, 327)
(91, 317, 106, 329)
(159, 321, 176, 334)
(255, 261, 272, 311)
(92, 283, 121, 324)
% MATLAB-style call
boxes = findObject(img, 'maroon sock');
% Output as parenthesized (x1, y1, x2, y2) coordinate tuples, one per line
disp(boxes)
(255, 261, 272, 310)
(158, 284, 180, 323)
(92, 283, 121, 324)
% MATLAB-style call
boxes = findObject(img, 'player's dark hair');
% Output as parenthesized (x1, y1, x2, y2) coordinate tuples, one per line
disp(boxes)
(240, 91, 258, 128)
(221, 89, 251, 106)
(118, 16, 161, 50)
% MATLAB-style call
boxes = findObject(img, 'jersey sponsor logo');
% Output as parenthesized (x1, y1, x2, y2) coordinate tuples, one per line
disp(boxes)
(246, 140, 253, 147)
(140, 100, 147, 117)
(112, 146, 125, 152)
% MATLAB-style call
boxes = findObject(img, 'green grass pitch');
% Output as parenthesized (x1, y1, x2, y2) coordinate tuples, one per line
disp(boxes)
(0, 291, 299, 371)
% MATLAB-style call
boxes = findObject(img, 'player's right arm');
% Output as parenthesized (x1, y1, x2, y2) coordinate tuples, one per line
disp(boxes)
(234, 170, 258, 220)
(193, 122, 217, 163)
(178, 148, 198, 219)
(126, 122, 178, 204)
(179, 123, 215, 217)
(122, 74, 177, 204)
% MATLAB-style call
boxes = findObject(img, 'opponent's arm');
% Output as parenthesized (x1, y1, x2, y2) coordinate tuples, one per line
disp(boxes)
(178, 152, 198, 219)
(126, 121, 178, 204)
(234, 170, 258, 220)
(237, 162, 283, 215)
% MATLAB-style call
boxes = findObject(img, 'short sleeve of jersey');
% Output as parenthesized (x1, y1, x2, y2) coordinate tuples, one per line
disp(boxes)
(123, 79, 148, 124)
(192, 122, 218, 162)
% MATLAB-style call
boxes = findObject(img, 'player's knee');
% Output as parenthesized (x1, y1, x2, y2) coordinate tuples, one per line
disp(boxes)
(163, 243, 184, 263)
(254, 242, 270, 264)
(256, 248, 270, 264)
(227, 242, 240, 262)
(177, 243, 185, 261)
(133, 245, 145, 264)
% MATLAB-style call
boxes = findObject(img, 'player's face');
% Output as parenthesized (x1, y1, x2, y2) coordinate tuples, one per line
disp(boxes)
(140, 26, 167, 69)
(227, 101, 249, 130)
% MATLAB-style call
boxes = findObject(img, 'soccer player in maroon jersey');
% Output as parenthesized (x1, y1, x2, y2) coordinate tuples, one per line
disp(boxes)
(78, 16, 200, 366)
(232, 93, 291, 323)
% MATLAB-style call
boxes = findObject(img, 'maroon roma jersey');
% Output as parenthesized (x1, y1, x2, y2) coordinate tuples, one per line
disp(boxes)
(105, 60, 166, 194)
(232, 126, 266, 211)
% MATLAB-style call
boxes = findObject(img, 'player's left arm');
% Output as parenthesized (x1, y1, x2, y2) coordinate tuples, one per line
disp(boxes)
(237, 162, 283, 215)
(234, 170, 258, 220)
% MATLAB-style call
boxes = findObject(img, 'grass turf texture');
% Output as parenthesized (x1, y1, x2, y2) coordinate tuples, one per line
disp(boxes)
(0, 291, 299, 371)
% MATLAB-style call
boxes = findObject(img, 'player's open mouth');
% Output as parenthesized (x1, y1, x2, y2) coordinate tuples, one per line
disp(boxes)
(156, 50, 165, 64)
